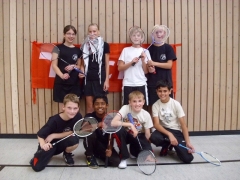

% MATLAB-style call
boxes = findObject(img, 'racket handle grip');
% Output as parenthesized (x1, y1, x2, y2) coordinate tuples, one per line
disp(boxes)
(127, 113, 134, 124)
(132, 62, 136, 66)
(74, 67, 85, 75)
(105, 157, 108, 168)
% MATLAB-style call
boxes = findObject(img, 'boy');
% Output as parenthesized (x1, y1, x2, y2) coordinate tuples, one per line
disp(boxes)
(83, 96, 121, 168)
(118, 26, 151, 105)
(111, 91, 153, 169)
(30, 94, 82, 172)
(149, 80, 194, 163)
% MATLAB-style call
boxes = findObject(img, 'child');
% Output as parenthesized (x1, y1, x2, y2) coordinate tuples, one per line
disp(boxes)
(149, 80, 194, 163)
(147, 25, 177, 107)
(81, 23, 110, 113)
(52, 25, 83, 110)
(30, 94, 82, 172)
(118, 26, 151, 105)
(83, 95, 121, 168)
(111, 91, 153, 169)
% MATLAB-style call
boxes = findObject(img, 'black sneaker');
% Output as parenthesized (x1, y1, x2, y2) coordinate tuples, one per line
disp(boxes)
(63, 151, 74, 166)
(86, 155, 99, 169)
(159, 143, 170, 156)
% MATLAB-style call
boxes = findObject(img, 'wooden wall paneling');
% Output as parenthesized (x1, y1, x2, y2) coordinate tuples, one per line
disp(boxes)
(133, 0, 140, 27)
(30, 0, 40, 133)
(219, 0, 227, 130)
(174, 0, 182, 102)
(70, 0, 78, 42)
(43, 0, 52, 124)
(232, 0, 239, 130)
(3, 0, 13, 133)
(154, 0, 161, 24)
(16, 0, 26, 133)
(140, 0, 147, 50)
(23, 0, 33, 133)
(57, 0, 64, 43)
(92, 0, 99, 28)
(147, 0, 154, 44)
(84, 0, 92, 32)
(0, 0, 7, 133)
(200, 1, 208, 131)
(206, 0, 214, 131)
(119, 0, 127, 43)
(113, 0, 119, 43)
(225, 0, 233, 130)
(64, 0, 71, 25)
(50, 0, 59, 115)
(213, 0, 221, 130)
(126, 0, 133, 43)
(181, 0, 189, 128)
(36, 0, 46, 129)
(161, 0, 168, 26)
(194, 0, 201, 131)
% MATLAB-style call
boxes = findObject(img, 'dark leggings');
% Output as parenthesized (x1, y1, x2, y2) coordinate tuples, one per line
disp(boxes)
(30, 135, 79, 172)
(150, 129, 194, 163)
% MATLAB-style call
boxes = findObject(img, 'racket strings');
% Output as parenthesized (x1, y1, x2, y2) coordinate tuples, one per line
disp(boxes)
(137, 150, 156, 175)
(40, 43, 60, 60)
(151, 25, 170, 44)
(201, 152, 221, 166)
(102, 112, 122, 133)
(73, 118, 98, 137)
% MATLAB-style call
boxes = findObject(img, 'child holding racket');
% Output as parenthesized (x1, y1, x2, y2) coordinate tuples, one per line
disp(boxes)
(30, 94, 82, 172)
(111, 91, 153, 169)
(81, 23, 110, 113)
(52, 25, 83, 110)
(147, 25, 177, 107)
(149, 80, 194, 163)
(83, 95, 121, 168)
(118, 26, 151, 105)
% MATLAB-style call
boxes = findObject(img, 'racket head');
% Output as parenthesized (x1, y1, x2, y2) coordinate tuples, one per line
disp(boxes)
(73, 117, 98, 137)
(151, 25, 170, 44)
(102, 111, 123, 134)
(80, 35, 99, 58)
(200, 152, 221, 166)
(137, 150, 156, 175)
(40, 43, 60, 61)
(129, 26, 145, 45)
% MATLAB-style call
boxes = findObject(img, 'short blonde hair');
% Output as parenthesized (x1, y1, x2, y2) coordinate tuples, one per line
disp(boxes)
(63, 94, 80, 107)
(128, 91, 145, 101)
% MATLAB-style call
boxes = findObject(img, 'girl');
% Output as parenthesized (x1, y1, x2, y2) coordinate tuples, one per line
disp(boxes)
(81, 23, 110, 113)
(52, 25, 83, 111)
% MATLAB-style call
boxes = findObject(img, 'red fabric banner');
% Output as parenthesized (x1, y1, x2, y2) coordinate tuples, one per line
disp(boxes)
(31, 42, 181, 102)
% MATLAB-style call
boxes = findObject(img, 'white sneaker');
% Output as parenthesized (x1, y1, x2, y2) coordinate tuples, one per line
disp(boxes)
(118, 160, 127, 169)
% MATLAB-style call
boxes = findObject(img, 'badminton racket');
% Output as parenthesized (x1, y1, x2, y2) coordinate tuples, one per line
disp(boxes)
(36, 117, 98, 153)
(40, 43, 85, 75)
(127, 113, 156, 175)
(179, 144, 221, 166)
(102, 111, 123, 168)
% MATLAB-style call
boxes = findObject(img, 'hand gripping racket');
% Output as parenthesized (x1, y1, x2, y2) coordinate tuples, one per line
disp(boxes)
(179, 144, 221, 166)
(102, 111, 123, 168)
(127, 113, 156, 175)
(36, 117, 98, 153)
(40, 43, 85, 75)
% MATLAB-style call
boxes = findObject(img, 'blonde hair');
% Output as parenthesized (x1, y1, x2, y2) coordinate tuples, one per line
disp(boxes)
(63, 94, 80, 107)
(88, 23, 99, 30)
(129, 26, 144, 38)
(128, 91, 145, 101)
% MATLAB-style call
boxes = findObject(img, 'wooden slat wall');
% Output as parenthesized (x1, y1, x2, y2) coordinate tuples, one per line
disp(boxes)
(0, 0, 239, 134)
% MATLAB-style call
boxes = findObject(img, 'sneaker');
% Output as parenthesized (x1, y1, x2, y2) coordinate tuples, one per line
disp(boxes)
(86, 155, 99, 169)
(63, 151, 74, 166)
(118, 159, 127, 169)
(159, 143, 170, 156)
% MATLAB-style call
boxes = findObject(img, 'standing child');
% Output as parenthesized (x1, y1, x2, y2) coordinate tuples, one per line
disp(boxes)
(52, 25, 83, 111)
(118, 26, 151, 105)
(147, 25, 177, 107)
(81, 23, 110, 113)
(30, 94, 82, 172)
(83, 95, 121, 168)
(111, 91, 153, 169)
(149, 80, 194, 163)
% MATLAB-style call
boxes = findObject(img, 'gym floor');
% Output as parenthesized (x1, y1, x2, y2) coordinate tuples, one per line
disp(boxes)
(0, 135, 239, 180)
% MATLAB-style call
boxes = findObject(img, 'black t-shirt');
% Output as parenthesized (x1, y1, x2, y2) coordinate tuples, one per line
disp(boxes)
(86, 42, 110, 81)
(147, 43, 177, 87)
(54, 44, 82, 85)
(37, 112, 82, 143)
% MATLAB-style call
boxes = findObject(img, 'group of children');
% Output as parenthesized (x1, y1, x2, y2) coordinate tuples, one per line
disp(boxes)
(30, 23, 195, 172)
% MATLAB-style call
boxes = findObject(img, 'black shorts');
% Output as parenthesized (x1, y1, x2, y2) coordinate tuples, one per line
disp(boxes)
(53, 83, 82, 103)
(122, 85, 148, 105)
(148, 86, 173, 105)
(84, 80, 108, 96)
